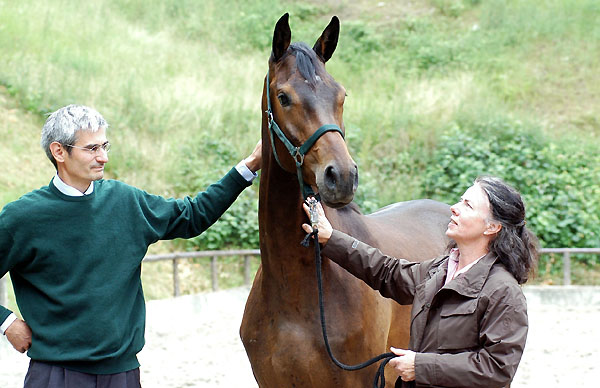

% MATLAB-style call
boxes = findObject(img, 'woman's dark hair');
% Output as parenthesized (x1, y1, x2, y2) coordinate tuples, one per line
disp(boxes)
(476, 176, 539, 284)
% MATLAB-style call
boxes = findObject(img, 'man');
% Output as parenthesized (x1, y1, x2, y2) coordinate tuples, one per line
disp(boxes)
(0, 104, 261, 387)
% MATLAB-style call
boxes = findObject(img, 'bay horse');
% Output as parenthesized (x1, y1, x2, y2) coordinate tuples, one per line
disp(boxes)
(240, 14, 451, 387)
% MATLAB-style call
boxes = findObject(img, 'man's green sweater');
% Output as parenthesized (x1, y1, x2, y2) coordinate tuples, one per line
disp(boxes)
(0, 167, 251, 374)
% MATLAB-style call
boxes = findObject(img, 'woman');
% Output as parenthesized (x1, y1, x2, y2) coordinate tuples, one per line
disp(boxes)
(302, 176, 538, 388)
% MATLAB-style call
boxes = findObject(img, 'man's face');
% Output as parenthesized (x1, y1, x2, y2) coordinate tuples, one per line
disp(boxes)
(61, 128, 109, 190)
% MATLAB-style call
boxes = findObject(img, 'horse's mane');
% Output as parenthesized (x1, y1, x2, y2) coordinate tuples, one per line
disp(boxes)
(288, 42, 319, 86)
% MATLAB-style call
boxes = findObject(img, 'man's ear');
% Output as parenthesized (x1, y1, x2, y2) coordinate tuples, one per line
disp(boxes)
(484, 221, 502, 236)
(50, 142, 67, 163)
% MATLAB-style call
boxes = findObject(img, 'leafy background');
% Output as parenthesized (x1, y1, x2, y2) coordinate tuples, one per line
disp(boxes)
(1, 0, 599, 298)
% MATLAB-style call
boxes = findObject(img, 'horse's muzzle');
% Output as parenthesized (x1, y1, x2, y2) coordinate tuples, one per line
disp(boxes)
(318, 162, 358, 208)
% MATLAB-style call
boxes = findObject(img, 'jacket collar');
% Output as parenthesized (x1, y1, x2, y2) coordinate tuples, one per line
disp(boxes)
(441, 252, 498, 298)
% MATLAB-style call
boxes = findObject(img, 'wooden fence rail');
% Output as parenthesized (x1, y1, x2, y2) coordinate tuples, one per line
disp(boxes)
(142, 249, 261, 297)
(1, 248, 599, 306)
(538, 248, 600, 286)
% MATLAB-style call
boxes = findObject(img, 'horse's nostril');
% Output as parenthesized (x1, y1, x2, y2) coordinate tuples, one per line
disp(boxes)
(325, 165, 338, 189)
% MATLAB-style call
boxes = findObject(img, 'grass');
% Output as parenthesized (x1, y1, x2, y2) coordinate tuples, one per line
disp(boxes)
(1, 0, 599, 303)
(0, 86, 55, 204)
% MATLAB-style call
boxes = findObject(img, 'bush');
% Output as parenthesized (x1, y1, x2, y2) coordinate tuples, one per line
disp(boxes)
(172, 138, 260, 251)
(422, 117, 600, 275)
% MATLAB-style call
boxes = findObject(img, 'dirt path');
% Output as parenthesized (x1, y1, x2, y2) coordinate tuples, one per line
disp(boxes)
(1, 286, 599, 387)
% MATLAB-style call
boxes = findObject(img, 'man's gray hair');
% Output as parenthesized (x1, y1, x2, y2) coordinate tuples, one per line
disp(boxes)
(41, 104, 109, 167)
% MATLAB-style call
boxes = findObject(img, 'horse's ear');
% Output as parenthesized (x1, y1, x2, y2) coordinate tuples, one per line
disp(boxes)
(272, 13, 291, 62)
(313, 16, 339, 63)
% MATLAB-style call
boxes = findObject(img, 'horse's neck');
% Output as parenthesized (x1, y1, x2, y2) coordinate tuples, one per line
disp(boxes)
(258, 154, 316, 282)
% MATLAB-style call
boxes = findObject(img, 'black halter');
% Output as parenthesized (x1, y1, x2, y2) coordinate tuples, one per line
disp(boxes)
(265, 71, 344, 200)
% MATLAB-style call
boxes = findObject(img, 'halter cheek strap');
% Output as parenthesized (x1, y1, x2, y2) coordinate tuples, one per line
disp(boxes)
(265, 72, 345, 200)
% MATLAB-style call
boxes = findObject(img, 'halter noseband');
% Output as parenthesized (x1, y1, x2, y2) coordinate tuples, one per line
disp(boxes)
(265, 71, 345, 200)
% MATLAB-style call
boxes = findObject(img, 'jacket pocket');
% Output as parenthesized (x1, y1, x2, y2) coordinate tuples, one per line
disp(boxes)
(437, 299, 479, 350)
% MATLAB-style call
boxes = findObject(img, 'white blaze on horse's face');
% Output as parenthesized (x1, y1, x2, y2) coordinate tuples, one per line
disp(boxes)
(305, 75, 322, 83)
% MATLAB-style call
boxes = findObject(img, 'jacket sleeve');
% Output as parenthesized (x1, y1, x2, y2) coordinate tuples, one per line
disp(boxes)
(137, 167, 252, 243)
(414, 285, 528, 388)
(321, 230, 430, 305)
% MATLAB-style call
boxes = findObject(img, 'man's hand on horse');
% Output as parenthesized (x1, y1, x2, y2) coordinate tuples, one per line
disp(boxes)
(389, 347, 416, 382)
(5, 318, 32, 353)
(302, 199, 333, 244)
(244, 139, 262, 173)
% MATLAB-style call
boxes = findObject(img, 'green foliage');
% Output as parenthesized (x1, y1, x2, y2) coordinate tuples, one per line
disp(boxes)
(423, 117, 600, 274)
(1, 0, 599, 285)
(431, 0, 471, 18)
(111, 0, 284, 51)
(183, 190, 260, 251)
(337, 21, 384, 64)
(172, 138, 259, 251)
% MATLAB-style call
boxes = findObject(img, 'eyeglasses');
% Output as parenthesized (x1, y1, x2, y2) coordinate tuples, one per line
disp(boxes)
(65, 142, 111, 154)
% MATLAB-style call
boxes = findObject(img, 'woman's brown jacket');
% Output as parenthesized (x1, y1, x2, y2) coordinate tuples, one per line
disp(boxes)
(321, 230, 528, 388)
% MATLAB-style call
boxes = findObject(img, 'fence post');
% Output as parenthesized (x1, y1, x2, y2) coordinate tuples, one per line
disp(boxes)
(563, 251, 571, 286)
(172, 258, 180, 297)
(0, 275, 6, 308)
(244, 256, 251, 286)
(211, 256, 219, 291)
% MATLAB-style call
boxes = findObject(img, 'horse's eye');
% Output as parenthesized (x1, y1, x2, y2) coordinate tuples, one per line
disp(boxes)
(277, 93, 291, 107)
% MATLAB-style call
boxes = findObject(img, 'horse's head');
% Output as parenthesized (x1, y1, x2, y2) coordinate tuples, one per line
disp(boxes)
(264, 13, 358, 208)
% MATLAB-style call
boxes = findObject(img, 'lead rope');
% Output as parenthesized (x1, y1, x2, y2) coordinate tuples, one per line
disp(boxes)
(301, 197, 396, 388)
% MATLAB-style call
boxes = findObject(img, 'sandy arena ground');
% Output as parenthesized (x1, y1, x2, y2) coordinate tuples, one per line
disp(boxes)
(1, 286, 599, 387)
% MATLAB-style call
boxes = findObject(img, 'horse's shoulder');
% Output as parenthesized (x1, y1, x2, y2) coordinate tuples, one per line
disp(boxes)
(369, 199, 450, 218)
(329, 199, 450, 261)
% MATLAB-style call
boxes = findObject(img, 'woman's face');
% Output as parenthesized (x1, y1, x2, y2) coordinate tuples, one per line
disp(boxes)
(446, 183, 494, 244)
